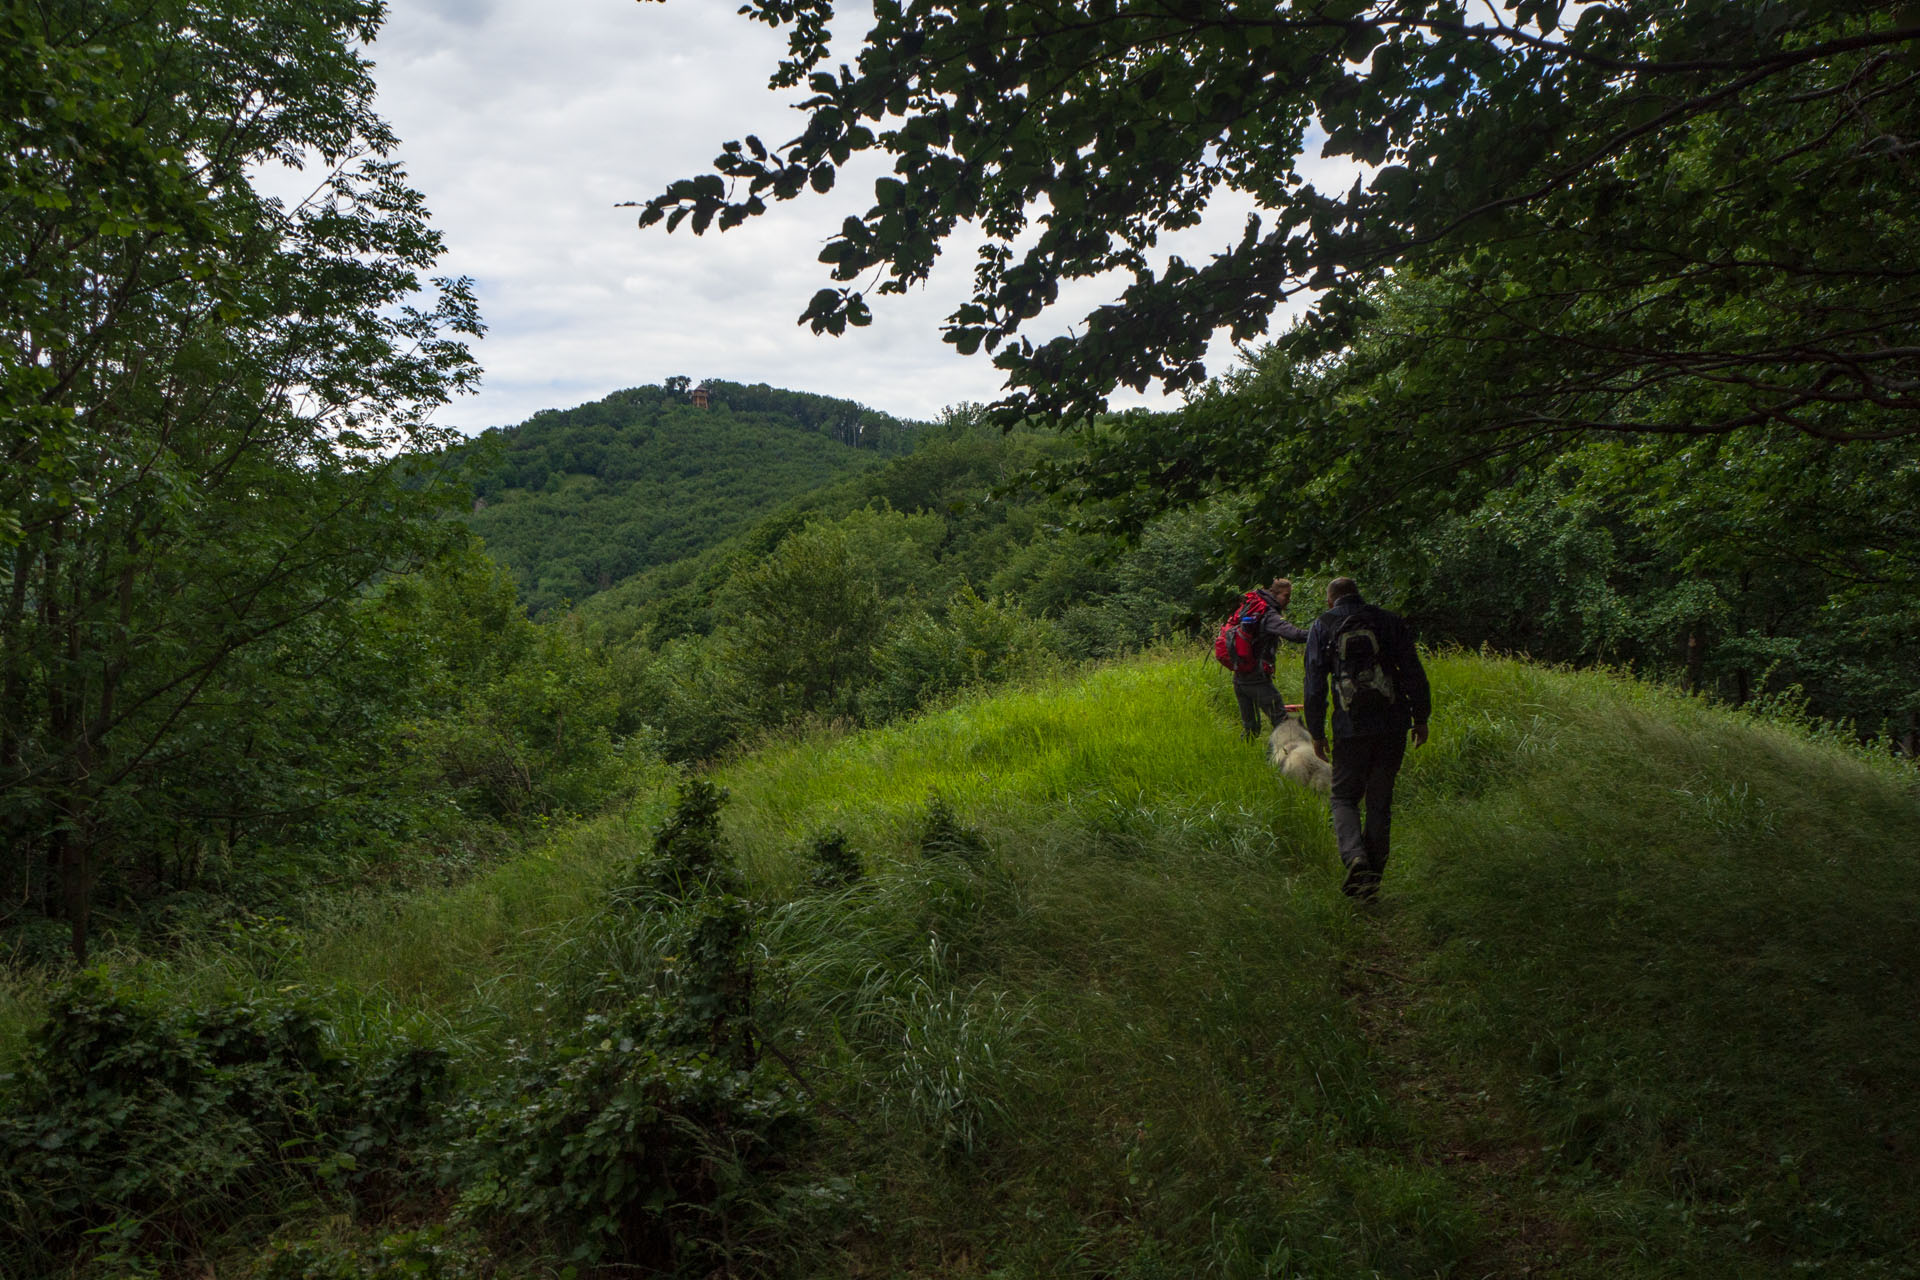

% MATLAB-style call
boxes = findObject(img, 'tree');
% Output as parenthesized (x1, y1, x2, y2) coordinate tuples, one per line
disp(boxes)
(642, 1, 1919, 439)
(1, 0, 480, 960)
(722, 517, 888, 718)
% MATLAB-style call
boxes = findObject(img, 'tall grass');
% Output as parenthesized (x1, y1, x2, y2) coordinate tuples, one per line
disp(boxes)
(4, 648, 1914, 1277)
(721, 654, 1482, 1277)
(715, 649, 1918, 1277)
(1386, 655, 1920, 1276)
(0, 789, 681, 1075)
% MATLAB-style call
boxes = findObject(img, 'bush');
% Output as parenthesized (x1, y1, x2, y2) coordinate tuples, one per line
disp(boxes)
(632, 635, 745, 763)
(0, 973, 447, 1276)
(804, 829, 865, 891)
(252, 1225, 486, 1279)
(630, 777, 738, 904)
(448, 779, 806, 1268)
(446, 999, 805, 1269)
(869, 586, 1058, 718)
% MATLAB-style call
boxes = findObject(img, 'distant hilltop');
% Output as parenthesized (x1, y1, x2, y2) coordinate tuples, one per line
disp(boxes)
(458, 380, 928, 614)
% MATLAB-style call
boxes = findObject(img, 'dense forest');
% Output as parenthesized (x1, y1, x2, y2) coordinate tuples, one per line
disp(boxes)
(462, 380, 923, 615)
(3, 0, 1918, 1277)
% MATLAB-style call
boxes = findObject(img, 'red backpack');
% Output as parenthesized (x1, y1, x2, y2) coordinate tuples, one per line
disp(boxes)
(1212, 591, 1270, 675)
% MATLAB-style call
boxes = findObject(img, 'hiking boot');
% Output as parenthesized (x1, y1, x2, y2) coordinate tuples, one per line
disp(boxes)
(1341, 859, 1377, 899)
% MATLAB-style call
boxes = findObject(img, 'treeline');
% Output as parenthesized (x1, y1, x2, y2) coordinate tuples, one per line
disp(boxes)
(461, 381, 922, 614)
(571, 406, 1268, 761)
(620, 0, 1920, 750)
(1057, 298, 1920, 747)
(1, 0, 487, 965)
(0, 535, 663, 966)
(0, 387, 1248, 964)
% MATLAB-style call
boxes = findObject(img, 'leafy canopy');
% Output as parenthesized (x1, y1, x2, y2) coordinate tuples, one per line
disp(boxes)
(642, 1, 1920, 439)
(1, 0, 480, 960)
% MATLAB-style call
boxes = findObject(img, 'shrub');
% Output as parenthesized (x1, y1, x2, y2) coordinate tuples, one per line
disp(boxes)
(446, 999, 805, 1269)
(0, 973, 447, 1276)
(629, 777, 738, 904)
(251, 1225, 486, 1279)
(632, 635, 746, 763)
(869, 586, 1058, 718)
(447, 780, 805, 1268)
(918, 793, 989, 865)
(804, 828, 865, 891)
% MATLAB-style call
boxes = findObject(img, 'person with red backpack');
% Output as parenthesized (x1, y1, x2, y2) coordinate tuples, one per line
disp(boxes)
(1215, 577, 1309, 741)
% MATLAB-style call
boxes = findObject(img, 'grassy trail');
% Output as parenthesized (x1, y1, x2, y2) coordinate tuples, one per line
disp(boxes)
(719, 646, 1920, 1276)
(3, 646, 1914, 1277)
(1342, 906, 1574, 1276)
(1334, 652, 1918, 1279)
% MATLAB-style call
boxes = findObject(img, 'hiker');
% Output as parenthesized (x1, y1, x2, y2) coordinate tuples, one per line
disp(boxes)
(1219, 577, 1309, 741)
(1303, 577, 1431, 901)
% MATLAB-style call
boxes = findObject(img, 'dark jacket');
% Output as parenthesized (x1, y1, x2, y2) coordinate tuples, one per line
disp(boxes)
(1233, 587, 1309, 682)
(1304, 595, 1431, 740)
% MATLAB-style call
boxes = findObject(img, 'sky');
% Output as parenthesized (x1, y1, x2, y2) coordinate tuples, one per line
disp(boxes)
(364, 0, 1342, 433)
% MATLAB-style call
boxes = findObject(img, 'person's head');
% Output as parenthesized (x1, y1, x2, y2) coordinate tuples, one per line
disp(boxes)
(1326, 576, 1360, 607)
(1268, 577, 1292, 609)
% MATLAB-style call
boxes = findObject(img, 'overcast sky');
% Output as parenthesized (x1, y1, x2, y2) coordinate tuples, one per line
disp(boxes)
(366, 0, 1346, 432)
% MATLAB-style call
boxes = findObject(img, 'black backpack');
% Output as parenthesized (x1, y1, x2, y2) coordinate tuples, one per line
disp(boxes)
(1329, 608, 1398, 716)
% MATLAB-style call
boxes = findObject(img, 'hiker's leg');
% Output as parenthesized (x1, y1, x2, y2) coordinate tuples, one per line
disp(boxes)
(1233, 682, 1261, 739)
(1256, 680, 1288, 728)
(1329, 736, 1375, 893)
(1360, 732, 1408, 882)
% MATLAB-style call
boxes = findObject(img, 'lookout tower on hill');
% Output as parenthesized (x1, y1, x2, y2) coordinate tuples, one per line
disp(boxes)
(691, 383, 710, 410)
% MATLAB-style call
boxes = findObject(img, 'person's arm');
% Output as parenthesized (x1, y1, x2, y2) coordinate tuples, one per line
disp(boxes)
(1392, 614, 1432, 745)
(1303, 621, 1329, 753)
(1262, 610, 1309, 644)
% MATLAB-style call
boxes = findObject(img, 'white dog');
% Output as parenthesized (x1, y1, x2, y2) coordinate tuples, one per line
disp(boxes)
(1269, 716, 1331, 794)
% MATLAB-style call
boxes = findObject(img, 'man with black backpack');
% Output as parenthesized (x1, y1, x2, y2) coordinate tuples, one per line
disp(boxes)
(1216, 577, 1309, 741)
(1303, 577, 1432, 901)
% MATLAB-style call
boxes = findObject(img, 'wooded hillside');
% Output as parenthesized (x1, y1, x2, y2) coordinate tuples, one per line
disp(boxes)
(461, 380, 923, 615)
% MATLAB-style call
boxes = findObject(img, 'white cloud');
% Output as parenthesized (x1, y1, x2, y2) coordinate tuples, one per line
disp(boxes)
(369, 0, 1357, 431)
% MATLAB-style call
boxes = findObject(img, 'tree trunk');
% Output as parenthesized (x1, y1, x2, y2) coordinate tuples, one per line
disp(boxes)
(58, 822, 93, 966)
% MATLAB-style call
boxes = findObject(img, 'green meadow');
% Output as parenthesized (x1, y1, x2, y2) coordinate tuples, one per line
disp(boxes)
(4, 650, 1916, 1277)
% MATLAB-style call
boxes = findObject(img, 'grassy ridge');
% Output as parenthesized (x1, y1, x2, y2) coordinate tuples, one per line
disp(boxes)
(716, 652, 1919, 1276)
(3, 651, 1915, 1276)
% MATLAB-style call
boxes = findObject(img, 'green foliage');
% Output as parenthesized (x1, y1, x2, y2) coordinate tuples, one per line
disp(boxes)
(252, 1226, 487, 1280)
(577, 416, 1248, 764)
(632, 0, 1919, 747)
(388, 550, 647, 823)
(803, 829, 864, 891)
(630, 778, 738, 905)
(722, 514, 889, 720)
(461, 380, 924, 614)
(447, 1001, 805, 1269)
(627, 780, 758, 1062)
(649, 2, 1919, 440)
(625, 634, 748, 764)
(5, 651, 1915, 1275)
(916, 792, 990, 867)
(449, 779, 802, 1269)
(0, 0, 481, 962)
(869, 586, 1059, 718)
(0, 971, 447, 1276)
(714, 653, 1920, 1275)
(0, 537, 666, 962)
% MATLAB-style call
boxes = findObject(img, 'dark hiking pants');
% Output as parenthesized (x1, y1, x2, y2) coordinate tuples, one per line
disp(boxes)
(1330, 730, 1408, 892)
(1233, 675, 1288, 739)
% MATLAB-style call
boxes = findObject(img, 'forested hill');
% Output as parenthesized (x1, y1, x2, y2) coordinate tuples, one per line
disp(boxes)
(460, 380, 924, 614)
